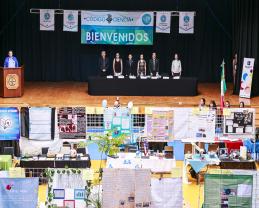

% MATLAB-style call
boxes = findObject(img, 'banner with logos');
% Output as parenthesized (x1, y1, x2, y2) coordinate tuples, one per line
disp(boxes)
(179, 12, 194, 34)
(40, 9, 55, 31)
(156, 12, 171, 33)
(0, 107, 20, 140)
(0, 178, 39, 208)
(63, 10, 78, 32)
(81, 11, 154, 45)
(239, 58, 255, 98)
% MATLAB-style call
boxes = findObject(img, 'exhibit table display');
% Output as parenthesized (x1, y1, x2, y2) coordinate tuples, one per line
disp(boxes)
(106, 153, 176, 173)
(220, 160, 256, 170)
(20, 155, 91, 169)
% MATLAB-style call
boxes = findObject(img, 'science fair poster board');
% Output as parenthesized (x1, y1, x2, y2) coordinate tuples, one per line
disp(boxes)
(0, 107, 20, 140)
(224, 108, 255, 137)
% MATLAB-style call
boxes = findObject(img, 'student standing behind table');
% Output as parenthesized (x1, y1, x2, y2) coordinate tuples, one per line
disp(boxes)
(98, 50, 109, 76)
(124, 54, 137, 76)
(137, 54, 147, 77)
(171, 53, 182, 78)
(148, 52, 159, 76)
(199, 98, 206, 110)
(113, 52, 123, 77)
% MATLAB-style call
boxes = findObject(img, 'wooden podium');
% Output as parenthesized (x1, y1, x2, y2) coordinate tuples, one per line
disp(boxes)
(0, 66, 24, 97)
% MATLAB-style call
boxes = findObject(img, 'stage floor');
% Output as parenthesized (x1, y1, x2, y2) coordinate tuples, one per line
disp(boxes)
(0, 81, 257, 107)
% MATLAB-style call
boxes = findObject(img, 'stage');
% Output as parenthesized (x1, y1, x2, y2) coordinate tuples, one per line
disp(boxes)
(0, 81, 257, 107)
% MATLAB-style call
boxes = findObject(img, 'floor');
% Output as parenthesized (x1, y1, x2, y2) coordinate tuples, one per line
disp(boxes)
(0, 81, 257, 107)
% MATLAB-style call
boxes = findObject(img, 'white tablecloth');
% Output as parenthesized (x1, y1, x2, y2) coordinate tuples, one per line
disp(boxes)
(106, 153, 176, 173)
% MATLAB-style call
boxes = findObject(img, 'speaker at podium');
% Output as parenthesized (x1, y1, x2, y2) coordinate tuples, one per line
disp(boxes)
(0, 66, 24, 97)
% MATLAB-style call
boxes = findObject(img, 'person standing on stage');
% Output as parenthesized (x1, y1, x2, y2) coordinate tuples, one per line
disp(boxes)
(232, 53, 238, 88)
(113, 53, 123, 76)
(98, 50, 109, 76)
(199, 98, 206, 110)
(171, 53, 182, 77)
(137, 54, 146, 77)
(124, 54, 136, 76)
(149, 52, 159, 76)
(4, 50, 19, 68)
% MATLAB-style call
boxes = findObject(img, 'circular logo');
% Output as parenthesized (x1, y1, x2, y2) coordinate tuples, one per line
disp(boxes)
(142, 14, 152, 25)
(8, 76, 16, 87)
(0, 118, 12, 130)
(68, 13, 74, 21)
(6, 74, 19, 89)
(184, 15, 190, 23)
(44, 12, 50, 20)
(160, 15, 167, 23)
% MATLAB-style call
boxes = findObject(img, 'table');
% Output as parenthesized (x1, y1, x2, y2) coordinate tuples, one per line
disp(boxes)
(20, 156, 91, 169)
(183, 154, 220, 184)
(220, 160, 256, 170)
(0, 155, 12, 170)
(106, 153, 176, 173)
(88, 77, 198, 96)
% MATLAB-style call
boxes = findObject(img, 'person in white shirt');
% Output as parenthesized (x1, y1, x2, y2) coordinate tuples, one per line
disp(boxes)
(171, 53, 182, 77)
(137, 54, 147, 77)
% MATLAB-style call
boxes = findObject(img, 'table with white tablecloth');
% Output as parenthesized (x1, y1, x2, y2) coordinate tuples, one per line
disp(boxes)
(106, 153, 176, 173)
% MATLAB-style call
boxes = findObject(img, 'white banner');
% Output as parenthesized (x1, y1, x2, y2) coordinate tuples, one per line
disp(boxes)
(156, 12, 171, 33)
(40, 9, 55, 31)
(239, 58, 255, 98)
(63, 10, 78, 32)
(179, 11, 194, 34)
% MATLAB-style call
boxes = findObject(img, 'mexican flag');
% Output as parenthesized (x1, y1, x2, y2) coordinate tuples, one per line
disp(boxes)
(220, 60, 227, 109)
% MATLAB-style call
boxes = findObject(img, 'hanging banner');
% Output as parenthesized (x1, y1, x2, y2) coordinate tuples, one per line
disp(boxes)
(81, 11, 154, 45)
(0, 107, 20, 140)
(63, 10, 78, 32)
(156, 12, 171, 33)
(40, 9, 55, 31)
(0, 178, 39, 208)
(179, 11, 194, 34)
(239, 58, 255, 98)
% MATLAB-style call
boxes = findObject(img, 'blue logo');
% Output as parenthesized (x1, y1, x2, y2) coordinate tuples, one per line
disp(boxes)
(68, 13, 74, 21)
(184, 15, 190, 23)
(44, 12, 50, 20)
(160, 15, 166, 23)
(247, 61, 251, 65)
(142, 14, 152, 25)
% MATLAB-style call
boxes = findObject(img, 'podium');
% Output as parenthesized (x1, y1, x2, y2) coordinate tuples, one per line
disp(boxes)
(0, 66, 24, 97)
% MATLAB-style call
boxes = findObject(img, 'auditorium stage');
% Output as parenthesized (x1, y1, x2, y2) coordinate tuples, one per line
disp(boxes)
(0, 82, 257, 108)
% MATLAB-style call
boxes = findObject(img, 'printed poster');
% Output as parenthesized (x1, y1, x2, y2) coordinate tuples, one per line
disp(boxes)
(0, 107, 20, 140)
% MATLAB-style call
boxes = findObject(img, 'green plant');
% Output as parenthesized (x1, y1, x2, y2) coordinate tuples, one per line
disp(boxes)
(78, 141, 86, 148)
(88, 131, 127, 157)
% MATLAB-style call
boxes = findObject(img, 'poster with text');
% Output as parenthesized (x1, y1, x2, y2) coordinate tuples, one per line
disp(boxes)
(239, 58, 255, 98)
(81, 11, 153, 45)
(0, 107, 20, 140)
(0, 178, 39, 208)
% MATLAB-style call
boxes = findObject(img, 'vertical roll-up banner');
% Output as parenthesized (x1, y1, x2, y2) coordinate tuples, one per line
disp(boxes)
(179, 11, 194, 34)
(63, 10, 78, 32)
(81, 11, 154, 45)
(239, 58, 255, 98)
(156, 12, 171, 33)
(40, 9, 55, 31)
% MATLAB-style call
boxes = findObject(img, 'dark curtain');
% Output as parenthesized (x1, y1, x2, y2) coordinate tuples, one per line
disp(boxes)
(0, 0, 232, 82)
(232, 0, 259, 96)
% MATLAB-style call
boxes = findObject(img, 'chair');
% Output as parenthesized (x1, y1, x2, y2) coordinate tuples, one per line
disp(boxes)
(3, 147, 14, 157)
(77, 147, 86, 155)
(41, 147, 49, 156)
